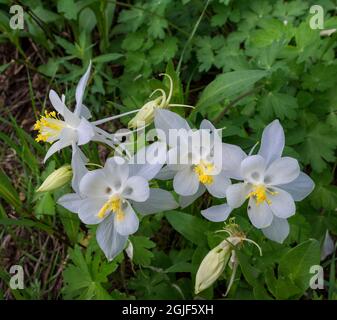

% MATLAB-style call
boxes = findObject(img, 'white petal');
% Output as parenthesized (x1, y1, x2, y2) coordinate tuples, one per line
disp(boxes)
(80, 104, 92, 119)
(268, 187, 296, 219)
(115, 202, 139, 236)
(261, 216, 289, 243)
(226, 183, 251, 208)
(201, 203, 232, 222)
(221, 143, 247, 180)
(79, 170, 110, 198)
(76, 118, 95, 146)
(122, 176, 149, 202)
(173, 166, 199, 196)
(205, 170, 231, 198)
(179, 184, 206, 208)
(321, 230, 335, 260)
(104, 157, 129, 190)
(200, 119, 222, 146)
(71, 145, 88, 194)
(129, 144, 165, 180)
(154, 109, 190, 143)
(155, 165, 178, 180)
(278, 172, 315, 201)
(49, 90, 79, 126)
(264, 157, 300, 186)
(57, 193, 83, 213)
(132, 188, 178, 215)
(96, 213, 128, 261)
(247, 197, 273, 228)
(78, 198, 106, 224)
(75, 61, 91, 116)
(44, 133, 73, 162)
(258, 119, 285, 166)
(240, 155, 266, 184)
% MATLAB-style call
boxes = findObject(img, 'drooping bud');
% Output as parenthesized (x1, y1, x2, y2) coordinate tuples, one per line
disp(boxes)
(195, 240, 232, 294)
(37, 165, 72, 192)
(195, 222, 262, 295)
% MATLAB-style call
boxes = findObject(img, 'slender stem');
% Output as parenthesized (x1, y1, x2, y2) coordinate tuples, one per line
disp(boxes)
(92, 109, 140, 125)
(176, 0, 211, 75)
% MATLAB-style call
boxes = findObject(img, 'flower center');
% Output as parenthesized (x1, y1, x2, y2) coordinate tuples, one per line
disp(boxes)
(97, 195, 125, 220)
(34, 111, 66, 143)
(247, 185, 277, 205)
(194, 161, 214, 185)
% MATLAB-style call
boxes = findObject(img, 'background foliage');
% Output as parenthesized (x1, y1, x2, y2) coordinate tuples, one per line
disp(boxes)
(0, 0, 336, 300)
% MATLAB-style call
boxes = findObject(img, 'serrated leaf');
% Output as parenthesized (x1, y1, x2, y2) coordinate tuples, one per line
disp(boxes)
(131, 236, 155, 266)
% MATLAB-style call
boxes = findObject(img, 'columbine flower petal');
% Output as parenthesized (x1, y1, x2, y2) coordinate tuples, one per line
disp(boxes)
(261, 216, 290, 244)
(247, 197, 273, 228)
(173, 166, 199, 196)
(132, 188, 178, 215)
(201, 203, 232, 222)
(79, 170, 110, 198)
(258, 119, 285, 167)
(122, 176, 150, 202)
(96, 213, 128, 261)
(78, 198, 106, 224)
(179, 185, 206, 208)
(154, 109, 190, 141)
(104, 157, 129, 189)
(226, 183, 251, 208)
(75, 61, 92, 117)
(277, 172, 315, 201)
(115, 201, 139, 236)
(240, 155, 266, 184)
(57, 193, 83, 213)
(268, 187, 296, 219)
(221, 143, 247, 180)
(264, 157, 300, 186)
(205, 170, 231, 198)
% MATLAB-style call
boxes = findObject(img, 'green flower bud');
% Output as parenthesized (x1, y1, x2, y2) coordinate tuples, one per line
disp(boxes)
(37, 165, 72, 192)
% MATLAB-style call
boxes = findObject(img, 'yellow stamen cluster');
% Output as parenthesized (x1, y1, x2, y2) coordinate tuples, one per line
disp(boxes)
(97, 196, 125, 221)
(194, 161, 214, 185)
(247, 185, 277, 205)
(34, 111, 65, 143)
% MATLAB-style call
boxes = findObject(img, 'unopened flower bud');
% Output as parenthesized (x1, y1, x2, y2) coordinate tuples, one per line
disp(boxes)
(37, 165, 72, 192)
(195, 241, 232, 294)
(128, 99, 161, 129)
(195, 222, 262, 295)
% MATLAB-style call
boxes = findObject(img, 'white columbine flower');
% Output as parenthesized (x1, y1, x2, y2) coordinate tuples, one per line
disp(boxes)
(58, 149, 178, 261)
(34, 62, 120, 192)
(225, 120, 315, 243)
(154, 109, 246, 222)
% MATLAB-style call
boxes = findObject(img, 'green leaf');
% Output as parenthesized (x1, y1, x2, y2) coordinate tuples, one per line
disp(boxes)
(150, 37, 178, 65)
(196, 70, 268, 110)
(299, 122, 337, 172)
(92, 53, 123, 64)
(131, 236, 155, 266)
(58, 206, 80, 244)
(63, 246, 120, 300)
(0, 169, 21, 210)
(35, 192, 56, 216)
(279, 239, 320, 292)
(165, 211, 209, 247)
(57, 0, 79, 20)
(260, 92, 298, 120)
